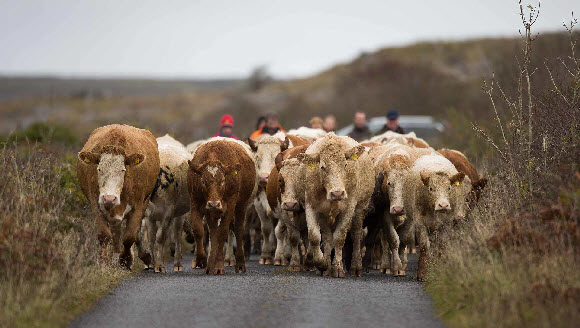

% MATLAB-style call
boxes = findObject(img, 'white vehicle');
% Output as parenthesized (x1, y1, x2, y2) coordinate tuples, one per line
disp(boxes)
(336, 115, 445, 139)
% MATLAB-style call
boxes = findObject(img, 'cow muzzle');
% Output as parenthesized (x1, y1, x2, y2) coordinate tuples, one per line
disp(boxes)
(206, 200, 223, 211)
(435, 202, 451, 212)
(329, 190, 346, 201)
(390, 206, 404, 216)
(283, 201, 299, 211)
(100, 195, 119, 209)
(259, 173, 269, 186)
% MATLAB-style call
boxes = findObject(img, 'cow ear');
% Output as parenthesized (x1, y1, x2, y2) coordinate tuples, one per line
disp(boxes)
(280, 136, 290, 152)
(420, 171, 430, 187)
(225, 163, 242, 176)
(275, 152, 284, 171)
(297, 153, 319, 164)
(125, 153, 144, 166)
(78, 151, 99, 164)
(473, 177, 487, 190)
(345, 145, 365, 161)
(247, 137, 258, 152)
(450, 172, 466, 185)
(188, 160, 203, 175)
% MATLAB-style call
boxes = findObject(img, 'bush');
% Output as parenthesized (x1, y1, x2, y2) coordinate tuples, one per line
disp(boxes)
(0, 146, 128, 328)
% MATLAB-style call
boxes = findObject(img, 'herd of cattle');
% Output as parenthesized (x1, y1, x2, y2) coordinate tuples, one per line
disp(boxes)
(77, 124, 487, 280)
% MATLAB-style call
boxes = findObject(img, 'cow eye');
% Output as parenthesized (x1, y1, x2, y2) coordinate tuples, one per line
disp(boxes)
(121, 168, 126, 172)
(387, 181, 391, 186)
(429, 187, 433, 191)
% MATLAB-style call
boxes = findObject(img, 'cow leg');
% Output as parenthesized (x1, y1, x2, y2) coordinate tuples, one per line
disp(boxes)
(146, 217, 157, 269)
(233, 205, 248, 273)
(137, 217, 153, 269)
(305, 204, 325, 271)
(120, 205, 143, 270)
(97, 213, 112, 266)
(320, 223, 333, 276)
(385, 214, 402, 275)
(348, 209, 364, 277)
(190, 208, 207, 269)
(415, 223, 430, 282)
(154, 217, 172, 273)
(173, 215, 185, 272)
(273, 219, 285, 266)
(330, 214, 351, 278)
(379, 232, 391, 274)
(283, 229, 292, 265)
(254, 199, 274, 264)
(224, 230, 235, 267)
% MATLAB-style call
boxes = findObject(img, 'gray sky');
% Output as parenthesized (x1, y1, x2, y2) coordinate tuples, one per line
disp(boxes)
(0, 0, 577, 78)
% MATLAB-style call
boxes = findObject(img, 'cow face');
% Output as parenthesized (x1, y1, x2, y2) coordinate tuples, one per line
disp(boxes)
(252, 137, 286, 186)
(300, 144, 364, 201)
(420, 171, 465, 212)
(451, 175, 472, 222)
(79, 150, 144, 211)
(383, 167, 409, 218)
(278, 159, 304, 211)
(192, 161, 240, 213)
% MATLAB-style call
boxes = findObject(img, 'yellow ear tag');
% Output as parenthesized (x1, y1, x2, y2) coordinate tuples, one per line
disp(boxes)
(135, 158, 140, 164)
(351, 154, 359, 161)
(308, 163, 316, 170)
(83, 157, 91, 163)
(453, 181, 460, 186)
(233, 170, 238, 175)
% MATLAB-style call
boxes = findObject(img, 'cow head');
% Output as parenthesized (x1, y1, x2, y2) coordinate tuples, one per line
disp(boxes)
(381, 153, 412, 222)
(250, 135, 287, 186)
(190, 160, 240, 214)
(450, 175, 472, 223)
(420, 171, 465, 212)
(79, 146, 144, 211)
(277, 158, 305, 212)
(299, 143, 365, 201)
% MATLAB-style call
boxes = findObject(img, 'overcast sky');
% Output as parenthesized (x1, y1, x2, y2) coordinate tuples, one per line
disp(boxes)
(0, 0, 577, 78)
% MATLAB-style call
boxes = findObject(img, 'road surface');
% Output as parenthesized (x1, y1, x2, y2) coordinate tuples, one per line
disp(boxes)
(71, 253, 442, 328)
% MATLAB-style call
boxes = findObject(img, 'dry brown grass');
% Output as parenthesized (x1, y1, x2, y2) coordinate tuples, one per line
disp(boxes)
(425, 7, 580, 328)
(0, 145, 129, 328)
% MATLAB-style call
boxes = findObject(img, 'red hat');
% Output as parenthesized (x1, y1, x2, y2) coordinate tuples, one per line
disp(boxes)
(220, 114, 234, 128)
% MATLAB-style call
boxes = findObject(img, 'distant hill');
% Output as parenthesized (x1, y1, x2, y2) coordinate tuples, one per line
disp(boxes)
(0, 32, 577, 145)
(0, 76, 244, 101)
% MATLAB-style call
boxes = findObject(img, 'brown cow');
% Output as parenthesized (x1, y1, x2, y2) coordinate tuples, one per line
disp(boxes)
(77, 124, 159, 269)
(437, 148, 487, 205)
(266, 145, 309, 270)
(188, 139, 257, 274)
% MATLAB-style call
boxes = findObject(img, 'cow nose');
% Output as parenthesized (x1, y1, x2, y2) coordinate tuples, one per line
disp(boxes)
(330, 190, 345, 200)
(102, 195, 117, 206)
(435, 202, 451, 211)
(259, 174, 269, 185)
(283, 202, 298, 211)
(206, 201, 222, 209)
(390, 206, 404, 215)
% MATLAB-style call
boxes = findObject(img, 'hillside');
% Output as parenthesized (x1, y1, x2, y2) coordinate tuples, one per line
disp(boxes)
(0, 32, 577, 146)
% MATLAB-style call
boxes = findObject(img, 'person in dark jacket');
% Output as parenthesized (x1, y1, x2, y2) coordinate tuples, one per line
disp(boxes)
(348, 112, 371, 141)
(212, 114, 240, 140)
(374, 109, 405, 136)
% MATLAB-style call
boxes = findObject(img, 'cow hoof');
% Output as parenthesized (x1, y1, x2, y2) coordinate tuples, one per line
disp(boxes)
(235, 265, 247, 274)
(396, 270, 406, 276)
(289, 264, 302, 272)
(372, 264, 380, 270)
(229, 260, 236, 267)
(173, 265, 184, 272)
(381, 268, 391, 275)
(273, 259, 281, 266)
(410, 247, 417, 254)
(192, 256, 207, 269)
(349, 268, 363, 277)
(265, 258, 273, 265)
(224, 260, 232, 267)
(282, 258, 289, 266)
(154, 266, 166, 273)
(417, 276, 425, 282)
(258, 258, 265, 265)
(331, 266, 345, 278)
(321, 269, 330, 277)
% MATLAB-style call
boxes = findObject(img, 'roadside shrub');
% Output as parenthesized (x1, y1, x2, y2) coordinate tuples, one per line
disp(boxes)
(0, 122, 78, 146)
(0, 146, 127, 328)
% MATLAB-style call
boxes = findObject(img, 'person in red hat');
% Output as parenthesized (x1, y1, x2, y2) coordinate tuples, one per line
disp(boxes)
(213, 114, 239, 140)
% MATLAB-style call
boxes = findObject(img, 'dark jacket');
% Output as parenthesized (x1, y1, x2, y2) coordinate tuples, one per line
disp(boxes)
(348, 126, 372, 142)
(374, 124, 404, 136)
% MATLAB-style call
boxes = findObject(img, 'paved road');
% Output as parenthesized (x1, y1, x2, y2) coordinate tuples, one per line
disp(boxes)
(71, 253, 442, 328)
